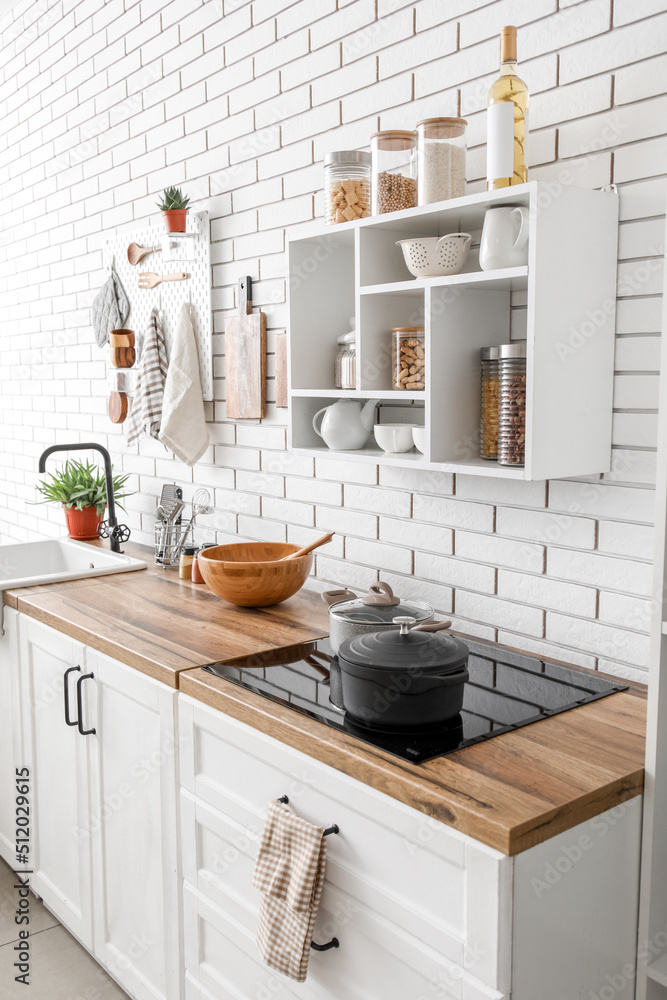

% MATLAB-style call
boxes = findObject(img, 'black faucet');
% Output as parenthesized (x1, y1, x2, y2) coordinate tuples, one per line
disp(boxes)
(38, 442, 130, 553)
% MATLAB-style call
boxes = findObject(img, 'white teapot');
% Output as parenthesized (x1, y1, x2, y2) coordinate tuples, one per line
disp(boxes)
(312, 399, 377, 451)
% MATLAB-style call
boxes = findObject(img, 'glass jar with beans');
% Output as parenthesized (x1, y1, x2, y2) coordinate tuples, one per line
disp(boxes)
(498, 343, 527, 466)
(371, 131, 418, 214)
(392, 327, 425, 390)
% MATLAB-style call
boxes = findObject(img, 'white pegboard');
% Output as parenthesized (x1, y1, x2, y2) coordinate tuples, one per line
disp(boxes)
(103, 210, 213, 401)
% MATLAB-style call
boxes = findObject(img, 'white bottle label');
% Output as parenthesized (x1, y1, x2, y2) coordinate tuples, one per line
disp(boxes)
(487, 102, 514, 181)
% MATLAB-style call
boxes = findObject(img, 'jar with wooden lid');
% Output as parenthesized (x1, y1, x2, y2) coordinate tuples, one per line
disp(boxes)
(324, 150, 371, 224)
(498, 343, 527, 466)
(371, 131, 418, 214)
(480, 347, 500, 460)
(392, 327, 425, 390)
(416, 118, 467, 204)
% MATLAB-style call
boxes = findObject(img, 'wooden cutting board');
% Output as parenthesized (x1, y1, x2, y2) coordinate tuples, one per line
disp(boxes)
(225, 276, 266, 419)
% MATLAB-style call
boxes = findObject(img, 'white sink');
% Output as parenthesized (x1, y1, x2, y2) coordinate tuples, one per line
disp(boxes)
(0, 537, 146, 590)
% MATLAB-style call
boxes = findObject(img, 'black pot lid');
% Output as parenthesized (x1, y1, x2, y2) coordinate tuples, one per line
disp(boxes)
(340, 620, 469, 674)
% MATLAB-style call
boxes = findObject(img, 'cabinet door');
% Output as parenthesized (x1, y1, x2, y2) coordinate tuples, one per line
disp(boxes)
(19, 615, 94, 947)
(87, 650, 181, 1000)
(0, 607, 21, 866)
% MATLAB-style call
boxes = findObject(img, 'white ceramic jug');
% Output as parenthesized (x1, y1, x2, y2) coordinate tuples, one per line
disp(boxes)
(312, 399, 377, 450)
(479, 205, 529, 270)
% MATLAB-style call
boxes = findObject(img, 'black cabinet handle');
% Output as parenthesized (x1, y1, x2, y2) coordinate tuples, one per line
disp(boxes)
(63, 666, 81, 727)
(76, 673, 96, 736)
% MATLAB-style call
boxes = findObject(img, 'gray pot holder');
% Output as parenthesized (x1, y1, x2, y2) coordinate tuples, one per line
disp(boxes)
(92, 267, 130, 348)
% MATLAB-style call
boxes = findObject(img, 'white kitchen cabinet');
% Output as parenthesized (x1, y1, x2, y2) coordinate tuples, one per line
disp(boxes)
(86, 648, 182, 1000)
(178, 693, 642, 1000)
(0, 607, 22, 867)
(19, 615, 94, 948)
(287, 181, 619, 481)
(18, 615, 181, 1000)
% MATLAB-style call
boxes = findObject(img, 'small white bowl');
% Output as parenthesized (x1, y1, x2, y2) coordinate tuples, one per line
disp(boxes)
(412, 427, 426, 454)
(396, 233, 472, 277)
(374, 424, 415, 454)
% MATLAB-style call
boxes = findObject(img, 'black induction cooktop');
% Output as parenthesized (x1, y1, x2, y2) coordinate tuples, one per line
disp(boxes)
(202, 635, 627, 764)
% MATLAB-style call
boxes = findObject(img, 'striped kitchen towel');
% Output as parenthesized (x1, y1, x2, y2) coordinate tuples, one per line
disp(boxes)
(126, 308, 168, 444)
(252, 799, 327, 982)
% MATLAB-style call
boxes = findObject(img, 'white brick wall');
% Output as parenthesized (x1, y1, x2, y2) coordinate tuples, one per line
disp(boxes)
(0, 0, 664, 680)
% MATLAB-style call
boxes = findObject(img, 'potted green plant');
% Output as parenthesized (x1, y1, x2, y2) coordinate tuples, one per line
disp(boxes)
(33, 459, 133, 540)
(157, 185, 190, 233)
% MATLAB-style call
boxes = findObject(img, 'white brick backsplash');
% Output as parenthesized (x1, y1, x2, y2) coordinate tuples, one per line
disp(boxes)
(315, 554, 378, 593)
(346, 536, 412, 574)
(379, 515, 453, 556)
(546, 613, 650, 668)
(615, 335, 661, 371)
(498, 570, 597, 617)
(344, 482, 411, 518)
(547, 547, 652, 596)
(0, 0, 663, 673)
(496, 504, 596, 549)
(598, 590, 653, 632)
(413, 494, 494, 532)
(615, 296, 664, 334)
(613, 373, 660, 408)
(598, 519, 654, 560)
(456, 530, 545, 573)
(415, 551, 496, 594)
(612, 413, 659, 449)
(456, 591, 545, 638)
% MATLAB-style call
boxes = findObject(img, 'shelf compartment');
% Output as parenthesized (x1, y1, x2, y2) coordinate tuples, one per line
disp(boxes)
(360, 266, 528, 296)
(358, 291, 425, 394)
(648, 954, 667, 988)
(288, 229, 355, 391)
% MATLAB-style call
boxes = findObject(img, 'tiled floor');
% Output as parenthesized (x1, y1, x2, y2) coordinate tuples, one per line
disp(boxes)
(0, 857, 130, 999)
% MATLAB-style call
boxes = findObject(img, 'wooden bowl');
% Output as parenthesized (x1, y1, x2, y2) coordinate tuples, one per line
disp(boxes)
(110, 330, 135, 348)
(197, 542, 313, 607)
(110, 345, 136, 368)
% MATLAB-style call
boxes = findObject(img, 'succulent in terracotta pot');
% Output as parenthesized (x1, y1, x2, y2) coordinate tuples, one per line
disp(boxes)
(33, 459, 133, 540)
(157, 185, 190, 233)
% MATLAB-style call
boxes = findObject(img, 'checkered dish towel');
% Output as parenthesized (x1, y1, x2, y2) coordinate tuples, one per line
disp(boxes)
(126, 308, 168, 444)
(252, 799, 327, 982)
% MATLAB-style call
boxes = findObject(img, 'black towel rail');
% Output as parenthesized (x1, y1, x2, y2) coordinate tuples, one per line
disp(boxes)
(277, 795, 339, 837)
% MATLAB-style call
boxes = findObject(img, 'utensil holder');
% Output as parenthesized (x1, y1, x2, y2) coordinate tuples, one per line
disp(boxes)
(154, 522, 193, 567)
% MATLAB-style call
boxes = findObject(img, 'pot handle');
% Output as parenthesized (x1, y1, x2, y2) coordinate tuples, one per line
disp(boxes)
(362, 581, 400, 607)
(321, 588, 357, 607)
(411, 619, 453, 633)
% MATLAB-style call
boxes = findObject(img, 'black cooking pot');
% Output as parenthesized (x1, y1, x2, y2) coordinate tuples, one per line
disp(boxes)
(336, 617, 469, 731)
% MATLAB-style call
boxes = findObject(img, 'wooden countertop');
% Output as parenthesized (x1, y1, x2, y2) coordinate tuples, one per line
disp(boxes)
(4, 538, 646, 855)
(179, 656, 646, 857)
(3, 540, 330, 688)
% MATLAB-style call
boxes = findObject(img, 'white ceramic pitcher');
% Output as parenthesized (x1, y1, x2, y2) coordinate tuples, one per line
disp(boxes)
(479, 205, 529, 271)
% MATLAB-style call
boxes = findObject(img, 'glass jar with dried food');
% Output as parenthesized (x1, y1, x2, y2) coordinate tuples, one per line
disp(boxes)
(392, 327, 425, 390)
(371, 131, 418, 214)
(324, 150, 371, 225)
(417, 118, 467, 204)
(334, 330, 357, 390)
(480, 346, 500, 460)
(498, 343, 527, 466)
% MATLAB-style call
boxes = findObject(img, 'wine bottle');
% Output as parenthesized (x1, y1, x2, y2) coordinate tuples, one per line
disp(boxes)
(486, 25, 529, 189)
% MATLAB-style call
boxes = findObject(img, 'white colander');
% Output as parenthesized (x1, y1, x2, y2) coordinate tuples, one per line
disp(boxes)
(396, 233, 472, 277)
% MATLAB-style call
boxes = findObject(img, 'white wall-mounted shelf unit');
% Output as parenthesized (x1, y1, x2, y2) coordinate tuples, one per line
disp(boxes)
(287, 181, 619, 481)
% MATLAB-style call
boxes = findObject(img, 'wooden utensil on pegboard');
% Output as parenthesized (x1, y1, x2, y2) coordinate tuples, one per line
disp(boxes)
(225, 276, 266, 419)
